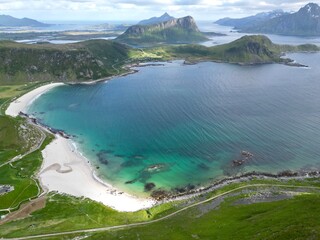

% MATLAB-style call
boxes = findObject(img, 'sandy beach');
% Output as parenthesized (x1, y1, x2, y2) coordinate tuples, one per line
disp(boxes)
(40, 135, 155, 212)
(5, 82, 64, 117)
(6, 82, 156, 212)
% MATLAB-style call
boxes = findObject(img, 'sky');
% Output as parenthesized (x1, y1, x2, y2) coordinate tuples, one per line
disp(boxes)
(0, 0, 314, 22)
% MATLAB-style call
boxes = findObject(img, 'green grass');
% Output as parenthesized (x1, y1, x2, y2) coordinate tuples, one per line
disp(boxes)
(0, 117, 25, 163)
(138, 35, 319, 65)
(0, 36, 317, 85)
(87, 193, 320, 240)
(117, 26, 208, 46)
(0, 40, 131, 84)
(0, 82, 47, 115)
(0, 133, 53, 211)
(0, 81, 55, 214)
(1, 178, 320, 238)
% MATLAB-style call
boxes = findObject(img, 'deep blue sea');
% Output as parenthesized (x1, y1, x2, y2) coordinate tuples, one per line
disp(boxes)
(27, 53, 320, 196)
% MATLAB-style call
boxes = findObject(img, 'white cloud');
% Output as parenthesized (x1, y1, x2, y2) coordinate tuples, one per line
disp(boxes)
(0, 0, 312, 21)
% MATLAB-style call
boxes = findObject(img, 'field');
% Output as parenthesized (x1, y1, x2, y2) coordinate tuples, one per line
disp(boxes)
(1, 179, 320, 239)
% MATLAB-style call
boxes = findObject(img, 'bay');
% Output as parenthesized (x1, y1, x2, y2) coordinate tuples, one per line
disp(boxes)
(27, 53, 320, 196)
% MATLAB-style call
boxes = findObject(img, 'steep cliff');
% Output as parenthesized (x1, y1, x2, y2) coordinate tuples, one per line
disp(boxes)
(116, 16, 208, 45)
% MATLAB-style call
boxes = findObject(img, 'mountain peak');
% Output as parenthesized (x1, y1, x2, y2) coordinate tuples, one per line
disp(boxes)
(117, 15, 207, 45)
(138, 12, 175, 25)
(299, 3, 320, 15)
(162, 12, 171, 18)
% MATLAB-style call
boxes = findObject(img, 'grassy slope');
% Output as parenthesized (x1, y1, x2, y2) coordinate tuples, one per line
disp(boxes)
(0, 135, 52, 211)
(0, 40, 130, 84)
(117, 26, 208, 45)
(0, 117, 25, 163)
(0, 36, 318, 85)
(160, 35, 319, 64)
(90, 193, 320, 240)
(130, 35, 319, 66)
(0, 85, 53, 216)
(1, 179, 320, 238)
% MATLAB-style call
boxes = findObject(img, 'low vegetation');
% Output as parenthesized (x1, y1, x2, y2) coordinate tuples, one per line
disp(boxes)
(90, 192, 320, 240)
(116, 16, 208, 46)
(0, 40, 130, 84)
(1, 179, 320, 238)
(144, 35, 319, 65)
(0, 35, 318, 85)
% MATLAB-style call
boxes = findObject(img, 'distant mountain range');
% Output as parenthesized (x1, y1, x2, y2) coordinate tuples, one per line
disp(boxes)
(0, 15, 49, 27)
(215, 10, 288, 29)
(117, 15, 208, 45)
(216, 3, 320, 36)
(138, 12, 175, 25)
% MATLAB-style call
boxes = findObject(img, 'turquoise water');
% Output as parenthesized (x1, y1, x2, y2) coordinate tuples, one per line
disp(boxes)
(28, 53, 320, 196)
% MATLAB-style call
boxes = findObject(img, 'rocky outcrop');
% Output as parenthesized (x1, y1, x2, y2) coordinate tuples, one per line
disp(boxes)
(116, 16, 208, 45)
(138, 12, 175, 26)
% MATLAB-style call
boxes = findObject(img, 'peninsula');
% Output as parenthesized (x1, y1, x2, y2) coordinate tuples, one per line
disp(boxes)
(0, 35, 318, 85)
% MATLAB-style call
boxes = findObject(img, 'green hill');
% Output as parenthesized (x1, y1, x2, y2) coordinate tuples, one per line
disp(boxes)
(0, 40, 130, 84)
(0, 35, 317, 84)
(116, 16, 208, 46)
(145, 35, 319, 65)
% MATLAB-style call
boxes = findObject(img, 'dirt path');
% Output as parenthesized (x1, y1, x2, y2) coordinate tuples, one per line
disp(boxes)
(0, 196, 46, 225)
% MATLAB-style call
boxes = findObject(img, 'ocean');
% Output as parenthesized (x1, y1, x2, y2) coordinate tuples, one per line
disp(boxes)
(27, 53, 320, 196)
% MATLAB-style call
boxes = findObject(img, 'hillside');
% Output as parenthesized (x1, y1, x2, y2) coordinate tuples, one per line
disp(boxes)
(0, 40, 130, 84)
(142, 35, 319, 65)
(0, 15, 49, 27)
(0, 35, 317, 84)
(116, 16, 208, 45)
(243, 3, 320, 36)
(138, 12, 175, 25)
(216, 3, 320, 36)
(215, 10, 287, 29)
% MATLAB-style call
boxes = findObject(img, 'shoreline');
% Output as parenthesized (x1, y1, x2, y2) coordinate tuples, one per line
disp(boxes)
(40, 135, 155, 212)
(5, 64, 320, 212)
(5, 82, 156, 212)
(5, 82, 64, 117)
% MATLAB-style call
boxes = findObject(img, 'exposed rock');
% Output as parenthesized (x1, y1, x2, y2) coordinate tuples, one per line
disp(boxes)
(144, 182, 156, 191)
(117, 16, 208, 44)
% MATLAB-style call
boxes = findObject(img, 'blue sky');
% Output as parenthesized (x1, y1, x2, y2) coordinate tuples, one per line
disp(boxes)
(0, 0, 312, 21)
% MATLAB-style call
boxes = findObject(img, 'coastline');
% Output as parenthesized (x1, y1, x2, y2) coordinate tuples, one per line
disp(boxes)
(5, 82, 156, 212)
(5, 82, 64, 117)
(40, 135, 155, 212)
(4, 63, 319, 212)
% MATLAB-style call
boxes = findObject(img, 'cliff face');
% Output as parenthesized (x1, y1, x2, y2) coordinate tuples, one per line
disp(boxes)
(126, 16, 200, 34)
(117, 16, 207, 45)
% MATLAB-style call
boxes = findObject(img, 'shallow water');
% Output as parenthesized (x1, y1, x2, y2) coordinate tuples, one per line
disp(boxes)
(28, 53, 320, 196)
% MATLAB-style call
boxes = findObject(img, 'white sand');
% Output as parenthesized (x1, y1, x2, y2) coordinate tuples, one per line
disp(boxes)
(5, 82, 64, 117)
(6, 82, 156, 212)
(40, 135, 155, 212)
